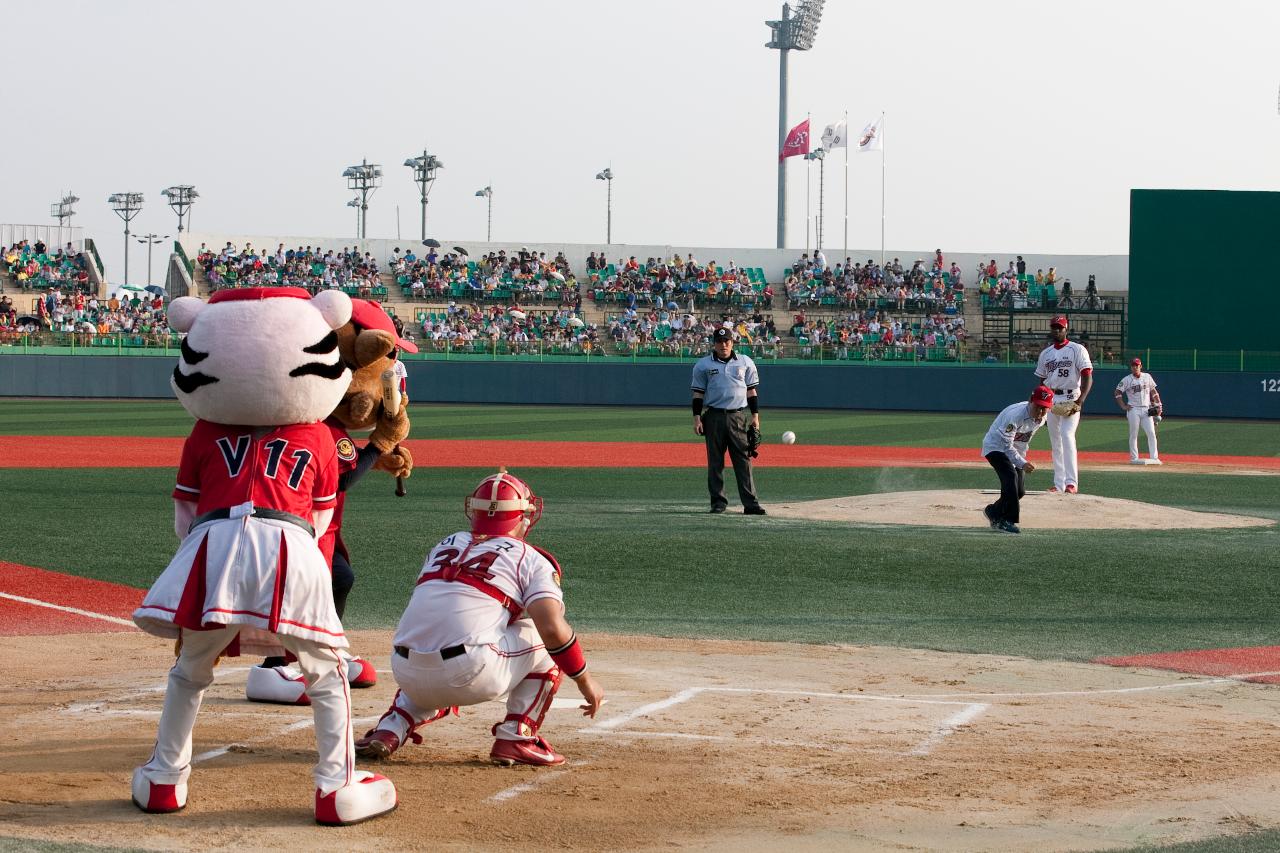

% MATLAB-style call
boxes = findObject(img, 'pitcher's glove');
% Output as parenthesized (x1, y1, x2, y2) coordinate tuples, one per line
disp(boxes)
(1052, 401, 1081, 417)
(746, 424, 762, 458)
(1147, 406, 1161, 417)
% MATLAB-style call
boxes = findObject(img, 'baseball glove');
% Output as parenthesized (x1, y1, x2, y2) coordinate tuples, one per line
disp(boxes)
(1147, 406, 1161, 417)
(746, 424, 762, 458)
(1051, 401, 1081, 417)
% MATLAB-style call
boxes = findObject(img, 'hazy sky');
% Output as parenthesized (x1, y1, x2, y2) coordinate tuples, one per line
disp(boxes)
(6, 0, 1280, 282)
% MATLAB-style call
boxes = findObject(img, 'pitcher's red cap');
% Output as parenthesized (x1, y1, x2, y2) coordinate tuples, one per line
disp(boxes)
(1050, 315, 1068, 328)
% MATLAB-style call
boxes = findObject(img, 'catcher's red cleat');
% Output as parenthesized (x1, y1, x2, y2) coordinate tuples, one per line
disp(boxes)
(1064, 484, 1078, 494)
(490, 736, 565, 767)
(355, 728, 402, 760)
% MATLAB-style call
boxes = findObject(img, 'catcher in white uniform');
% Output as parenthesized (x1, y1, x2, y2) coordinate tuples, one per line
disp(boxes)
(1033, 315, 1093, 493)
(1114, 357, 1163, 464)
(355, 470, 605, 767)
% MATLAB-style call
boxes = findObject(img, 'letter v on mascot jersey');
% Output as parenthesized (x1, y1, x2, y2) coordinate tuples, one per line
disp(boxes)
(245, 298, 417, 706)
(131, 288, 397, 826)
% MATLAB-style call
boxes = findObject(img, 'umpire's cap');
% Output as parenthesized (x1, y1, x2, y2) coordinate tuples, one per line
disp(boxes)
(713, 327, 733, 342)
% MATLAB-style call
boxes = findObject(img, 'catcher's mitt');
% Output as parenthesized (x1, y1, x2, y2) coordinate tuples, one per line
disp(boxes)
(746, 424, 762, 458)
(1052, 401, 1081, 417)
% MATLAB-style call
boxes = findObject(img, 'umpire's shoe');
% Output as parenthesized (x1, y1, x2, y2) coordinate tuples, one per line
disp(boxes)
(709, 505, 727, 514)
(995, 519, 1021, 534)
(743, 505, 767, 515)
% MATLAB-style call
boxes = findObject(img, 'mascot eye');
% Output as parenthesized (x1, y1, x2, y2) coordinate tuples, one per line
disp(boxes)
(180, 337, 209, 364)
(303, 331, 338, 354)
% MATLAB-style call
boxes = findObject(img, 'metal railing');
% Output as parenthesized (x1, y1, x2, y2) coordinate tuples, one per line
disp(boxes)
(173, 240, 193, 278)
(3, 332, 1273, 371)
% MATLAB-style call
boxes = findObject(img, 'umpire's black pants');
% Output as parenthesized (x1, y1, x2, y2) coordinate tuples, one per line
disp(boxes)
(984, 451, 1025, 523)
(702, 407, 761, 511)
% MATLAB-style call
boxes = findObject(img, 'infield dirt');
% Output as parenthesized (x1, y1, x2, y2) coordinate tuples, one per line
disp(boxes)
(4, 631, 1280, 852)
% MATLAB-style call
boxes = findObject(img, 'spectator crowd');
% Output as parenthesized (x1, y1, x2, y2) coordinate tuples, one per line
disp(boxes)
(0, 286, 169, 345)
(782, 249, 964, 314)
(590, 253, 773, 310)
(197, 242, 382, 295)
(393, 246, 579, 308)
(3, 240, 91, 292)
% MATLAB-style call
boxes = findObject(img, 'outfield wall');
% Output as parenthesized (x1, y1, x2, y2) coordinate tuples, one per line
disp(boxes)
(2, 357, 1276, 419)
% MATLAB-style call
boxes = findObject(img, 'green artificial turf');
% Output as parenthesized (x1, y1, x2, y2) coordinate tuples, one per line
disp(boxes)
(1, 399, 1277, 457)
(5, 464, 1276, 662)
(1107, 830, 1280, 853)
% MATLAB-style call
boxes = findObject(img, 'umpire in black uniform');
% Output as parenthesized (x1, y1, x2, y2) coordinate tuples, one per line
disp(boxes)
(691, 328, 766, 515)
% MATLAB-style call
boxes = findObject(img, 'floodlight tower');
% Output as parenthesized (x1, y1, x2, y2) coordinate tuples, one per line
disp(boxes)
(404, 150, 444, 242)
(50, 193, 79, 225)
(475, 185, 493, 242)
(136, 233, 170, 286)
(108, 192, 144, 285)
(595, 168, 614, 244)
(342, 159, 383, 239)
(346, 198, 361, 239)
(766, 0, 825, 249)
(161, 185, 199, 233)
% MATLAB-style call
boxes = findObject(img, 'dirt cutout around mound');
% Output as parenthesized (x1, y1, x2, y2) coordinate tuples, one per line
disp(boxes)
(4, 631, 1280, 852)
(769, 489, 1276, 530)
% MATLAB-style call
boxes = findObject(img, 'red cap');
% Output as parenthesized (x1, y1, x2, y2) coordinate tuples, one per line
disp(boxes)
(208, 286, 311, 303)
(1030, 385, 1055, 408)
(1130, 358, 1142, 366)
(1050, 315, 1068, 328)
(349, 299, 418, 353)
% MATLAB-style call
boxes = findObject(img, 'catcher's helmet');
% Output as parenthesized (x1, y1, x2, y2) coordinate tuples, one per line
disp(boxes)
(465, 469, 543, 537)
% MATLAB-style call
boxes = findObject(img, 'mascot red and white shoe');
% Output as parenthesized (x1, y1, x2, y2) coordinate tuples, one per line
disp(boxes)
(130, 287, 396, 826)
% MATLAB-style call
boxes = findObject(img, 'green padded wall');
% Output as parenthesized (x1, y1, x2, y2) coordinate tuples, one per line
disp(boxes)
(1129, 189, 1280, 350)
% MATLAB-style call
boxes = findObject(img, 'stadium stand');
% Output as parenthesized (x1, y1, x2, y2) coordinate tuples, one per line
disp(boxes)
(2, 240, 92, 293)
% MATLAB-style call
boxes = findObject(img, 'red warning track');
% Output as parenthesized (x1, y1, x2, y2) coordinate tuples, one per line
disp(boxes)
(3, 436, 1279, 470)
(0, 561, 142, 635)
(1096, 647, 1280, 685)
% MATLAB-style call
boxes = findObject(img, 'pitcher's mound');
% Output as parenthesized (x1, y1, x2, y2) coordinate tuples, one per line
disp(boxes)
(769, 489, 1275, 530)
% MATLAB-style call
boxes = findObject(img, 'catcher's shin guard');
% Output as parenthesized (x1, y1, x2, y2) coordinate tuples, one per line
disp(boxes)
(356, 691, 457, 758)
(493, 666, 562, 741)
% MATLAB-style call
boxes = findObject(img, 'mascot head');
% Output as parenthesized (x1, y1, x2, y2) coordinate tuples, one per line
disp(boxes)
(168, 287, 353, 426)
(333, 299, 417, 430)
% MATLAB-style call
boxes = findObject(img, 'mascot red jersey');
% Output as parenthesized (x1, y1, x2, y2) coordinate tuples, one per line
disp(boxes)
(130, 287, 396, 827)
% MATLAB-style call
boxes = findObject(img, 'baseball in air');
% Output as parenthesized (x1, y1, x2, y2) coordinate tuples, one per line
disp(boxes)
(781, 431, 796, 445)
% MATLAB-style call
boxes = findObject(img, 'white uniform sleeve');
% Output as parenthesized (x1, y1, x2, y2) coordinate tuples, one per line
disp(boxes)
(1002, 419, 1028, 468)
(519, 550, 565, 610)
(1077, 343, 1094, 372)
(1033, 349, 1049, 380)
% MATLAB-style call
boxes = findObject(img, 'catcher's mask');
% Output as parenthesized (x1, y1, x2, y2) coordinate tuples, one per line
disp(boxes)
(465, 469, 543, 538)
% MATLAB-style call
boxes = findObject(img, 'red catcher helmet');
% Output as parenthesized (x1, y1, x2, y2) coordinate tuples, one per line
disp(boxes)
(465, 470, 543, 538)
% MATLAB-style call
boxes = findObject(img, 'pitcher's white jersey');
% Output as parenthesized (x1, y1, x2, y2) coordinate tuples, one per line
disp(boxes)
(1116, 372, 1158, 409)
(1035, 341, 1093, 393)
(393, 532, 564, 653)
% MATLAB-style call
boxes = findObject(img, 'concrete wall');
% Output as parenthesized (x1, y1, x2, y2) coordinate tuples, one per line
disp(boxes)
(3, 357, 1274, 419)
(178, 233, 1130, 292)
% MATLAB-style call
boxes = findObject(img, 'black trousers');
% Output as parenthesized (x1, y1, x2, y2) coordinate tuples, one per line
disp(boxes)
(702, 408, 761, 510)
(985, 451, 1025, 523)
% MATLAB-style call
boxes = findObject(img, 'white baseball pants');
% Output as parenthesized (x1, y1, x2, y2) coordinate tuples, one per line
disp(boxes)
(1126, 407, 1159, 462)
(139, 626, 355, 795)
(1046, 406, 1081, 490)
(385, 620, 558, 743)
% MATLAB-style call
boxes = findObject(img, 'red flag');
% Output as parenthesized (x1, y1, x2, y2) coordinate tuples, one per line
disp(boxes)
(780, 119, 810, 162)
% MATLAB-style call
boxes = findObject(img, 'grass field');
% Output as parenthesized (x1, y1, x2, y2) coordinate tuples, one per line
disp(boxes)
(2, 400, 1278, 852)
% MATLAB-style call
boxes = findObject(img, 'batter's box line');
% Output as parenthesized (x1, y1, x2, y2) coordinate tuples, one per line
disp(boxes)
(580, 687, 988, 757)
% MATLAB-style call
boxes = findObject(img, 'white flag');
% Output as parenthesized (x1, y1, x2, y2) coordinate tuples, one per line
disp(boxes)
(857, 117, 883, 152)
(821, 120, 847, 151)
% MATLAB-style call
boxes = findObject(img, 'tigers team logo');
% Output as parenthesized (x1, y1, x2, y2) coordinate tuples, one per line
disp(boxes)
(335, 437, 357, 462)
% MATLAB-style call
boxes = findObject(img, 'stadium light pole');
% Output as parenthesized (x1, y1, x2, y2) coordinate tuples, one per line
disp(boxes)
(108, 192, 144, 285)
(595, 168, 613, 244)
(135, 233, 170, 287)
(161, 185, 199, 233)
(475, 186, 493, 242)
(404, 150, 444, 242)
(50, 193, 79, 226)
(346, 198, 361, 240)
(343, 159, 383, 240)
(766, 0, 825, 249)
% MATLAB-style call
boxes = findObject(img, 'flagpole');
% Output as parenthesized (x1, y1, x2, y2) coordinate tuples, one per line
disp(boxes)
(880, 111, 886, 268)
(843, 109, 848, 265)
(805, 152, 811, 254)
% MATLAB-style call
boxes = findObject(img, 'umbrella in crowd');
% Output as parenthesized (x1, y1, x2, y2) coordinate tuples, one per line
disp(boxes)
(422, 238, 442, 248)
(453, 246, 470, 257)
(568, 317, 585, 328)
(548, 270, 566, 282)
(119, 285, 145, 292)
(16, 315, 40, 326)
(145, 285, 166, 296)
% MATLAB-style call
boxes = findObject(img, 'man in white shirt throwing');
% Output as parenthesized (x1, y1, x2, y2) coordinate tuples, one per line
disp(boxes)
(1034, 315, 1093, 494)
(982, 386, 1054, 534)
(1114, 357, 1163, 465)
